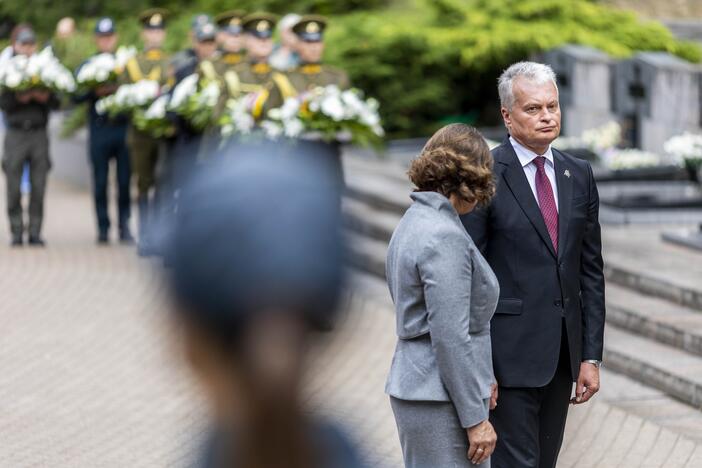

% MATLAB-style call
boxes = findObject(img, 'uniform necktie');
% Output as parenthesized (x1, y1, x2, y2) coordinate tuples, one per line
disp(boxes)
(533, 156, 558, 252)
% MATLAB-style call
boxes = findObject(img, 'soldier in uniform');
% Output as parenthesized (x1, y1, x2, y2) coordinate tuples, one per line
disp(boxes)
(124, 9, 171, 256)
(287, 15, 350, 93)
(0, 28, 60, 247)
(169, 14, 211, 84)
(214, 10, 246, 68)
(232, 13, 297, 118)
(75, 18, 132, 245)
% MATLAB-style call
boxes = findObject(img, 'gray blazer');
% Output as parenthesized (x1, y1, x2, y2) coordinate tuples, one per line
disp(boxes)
(385, 191, 500, 428)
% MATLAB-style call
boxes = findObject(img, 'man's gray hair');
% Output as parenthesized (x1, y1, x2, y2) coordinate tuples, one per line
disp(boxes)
(498, 61, 558, 110)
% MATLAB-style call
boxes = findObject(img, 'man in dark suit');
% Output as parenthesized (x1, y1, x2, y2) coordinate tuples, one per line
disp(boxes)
(462, 61, 606, 468)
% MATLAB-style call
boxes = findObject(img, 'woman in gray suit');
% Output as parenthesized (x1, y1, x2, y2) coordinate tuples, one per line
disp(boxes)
(386, 124, 499, 467)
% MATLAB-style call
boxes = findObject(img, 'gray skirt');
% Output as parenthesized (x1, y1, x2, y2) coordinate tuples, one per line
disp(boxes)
(390, 396, 490, 468)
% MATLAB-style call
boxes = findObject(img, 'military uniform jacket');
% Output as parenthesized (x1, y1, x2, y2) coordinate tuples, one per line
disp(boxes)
(124, 48, 170, 85)
(287, 63, 350, 93)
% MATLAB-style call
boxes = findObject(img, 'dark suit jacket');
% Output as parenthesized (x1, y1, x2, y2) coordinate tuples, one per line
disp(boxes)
(461, 139, 606, 388)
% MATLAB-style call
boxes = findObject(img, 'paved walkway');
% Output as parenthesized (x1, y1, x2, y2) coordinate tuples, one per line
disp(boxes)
(2, 177, 702, 467)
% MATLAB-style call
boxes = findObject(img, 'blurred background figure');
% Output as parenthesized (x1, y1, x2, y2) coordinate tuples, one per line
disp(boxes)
(50, 17, 78, 68)
(1, 26, 60, 247)
(55, 17, 76, 40)
(287, 15, 349, 91)
(269, 13, 300, 71)
(125, 8, 171, 256)
(164, 151, 364, 468)
(214, 10, 246, 66)
(74, 17, 132, 244)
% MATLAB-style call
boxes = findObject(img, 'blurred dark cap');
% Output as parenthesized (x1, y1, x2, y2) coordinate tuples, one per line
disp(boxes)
(16, 28, 36, 45)
(194, 22, 218, 42)
(139, 8, 168, 30)
(292, 15, 327, 42)
(242, 13, 278, 39)
(94, 17, 116, 35)
(215, 10, 246, 35)
(166, 147, 344, 341)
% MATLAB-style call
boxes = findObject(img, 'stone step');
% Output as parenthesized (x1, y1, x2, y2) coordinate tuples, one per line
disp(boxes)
(343, 197, 399, 244)
(343, 173, 702, 313)
(605, 262, 702, 313)
(345, 231, 387, 279)
(605, 325, 702, 408)
(607, 283, 702, 356)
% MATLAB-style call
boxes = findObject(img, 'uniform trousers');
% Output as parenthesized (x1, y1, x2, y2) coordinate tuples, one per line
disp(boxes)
(2, 128, 50, 239)
(88, 123, 131, 235)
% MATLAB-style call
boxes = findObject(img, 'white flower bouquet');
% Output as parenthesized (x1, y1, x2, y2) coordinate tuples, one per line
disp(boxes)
(265, 85, 384, 147)
(133, 94, 174, 138)
(0, 47, 75, 93)
(167, 73, 221, 132)
(664, 132, 702, 166)
(95, 79, 160, 118)
(75, 46, 136, 90)
(602, 149, 663, 170)
(553, 121, 622, 153)
(218, 92, 259, 139)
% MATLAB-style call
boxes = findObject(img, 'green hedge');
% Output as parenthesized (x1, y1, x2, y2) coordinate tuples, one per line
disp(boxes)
(325, 0, 702, 137)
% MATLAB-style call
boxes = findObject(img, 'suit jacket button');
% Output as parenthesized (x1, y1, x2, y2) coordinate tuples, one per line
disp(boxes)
(554, 300, 563, 307)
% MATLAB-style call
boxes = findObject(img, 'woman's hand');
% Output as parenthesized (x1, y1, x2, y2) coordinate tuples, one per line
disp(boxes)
(490, 383, 498, 410)
(466, 419, 497, 465)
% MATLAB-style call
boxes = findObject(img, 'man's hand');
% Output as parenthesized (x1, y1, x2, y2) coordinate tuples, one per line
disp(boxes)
(490, 382, 499, 410)
(467, 419, 497, 465)
(16, 91, 32, 103)
(95, 83, 118, 97)
(32, 90, 50, 103)
(572, 362, 600, 404)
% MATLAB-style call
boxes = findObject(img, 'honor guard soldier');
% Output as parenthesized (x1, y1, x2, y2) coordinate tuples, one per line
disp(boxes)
(168, 21, 219, 186)
(0, 28, 60, 246)
(233, 13, 297, 118)
(214, 10, 246, 68)
(125, 9, 171, 255)
(288, 15, 350, 92)
(75, 18, 133, 244)
(169, 14, 211, 84)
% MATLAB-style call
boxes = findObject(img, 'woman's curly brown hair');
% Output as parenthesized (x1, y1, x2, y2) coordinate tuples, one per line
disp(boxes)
(408, 124, 496, 206)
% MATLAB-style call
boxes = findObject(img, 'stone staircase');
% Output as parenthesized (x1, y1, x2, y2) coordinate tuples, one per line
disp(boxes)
(342, 153, 702, 410)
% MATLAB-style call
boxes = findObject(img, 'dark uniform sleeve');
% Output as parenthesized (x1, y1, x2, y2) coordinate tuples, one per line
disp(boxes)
(0, 90, 19, 112)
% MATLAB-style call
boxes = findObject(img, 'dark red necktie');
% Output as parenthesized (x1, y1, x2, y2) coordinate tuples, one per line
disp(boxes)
(533, 156, 558, 252)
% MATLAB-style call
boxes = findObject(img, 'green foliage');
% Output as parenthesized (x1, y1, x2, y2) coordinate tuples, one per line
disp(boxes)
(59, 104, 88, 138)
(325, 0, 702, 136)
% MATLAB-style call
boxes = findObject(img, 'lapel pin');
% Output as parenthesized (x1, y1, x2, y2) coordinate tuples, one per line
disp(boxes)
(564, 169, 571, 178)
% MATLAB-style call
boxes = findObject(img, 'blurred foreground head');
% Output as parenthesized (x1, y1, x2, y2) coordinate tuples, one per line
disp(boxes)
(166, 151, 354, 468)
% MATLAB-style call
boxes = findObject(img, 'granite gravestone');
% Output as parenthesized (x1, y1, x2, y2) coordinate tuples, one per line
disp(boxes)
(612, 52, 701, 154)
(540, 44, 616, 138)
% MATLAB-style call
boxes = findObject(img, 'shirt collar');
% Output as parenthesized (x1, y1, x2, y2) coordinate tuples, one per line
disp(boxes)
(509, 136, 554, 168)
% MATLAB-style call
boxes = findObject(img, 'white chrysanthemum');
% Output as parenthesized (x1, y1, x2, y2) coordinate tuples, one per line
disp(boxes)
(169, 74, 199, 110)
(320, 94, 345, 122)
(260, 120, 283, 140)
(198, 82, 220, 107)
(5, 71, 22, 88)
(283, 118, 304, 138)
(582, 121, 622, 152)
(145, 95, 169, 119)
(604, 149, 661, 170)
(664, 132, 702, 163)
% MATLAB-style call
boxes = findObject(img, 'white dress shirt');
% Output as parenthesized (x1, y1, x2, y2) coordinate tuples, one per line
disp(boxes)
(509, 136, 559, 212)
